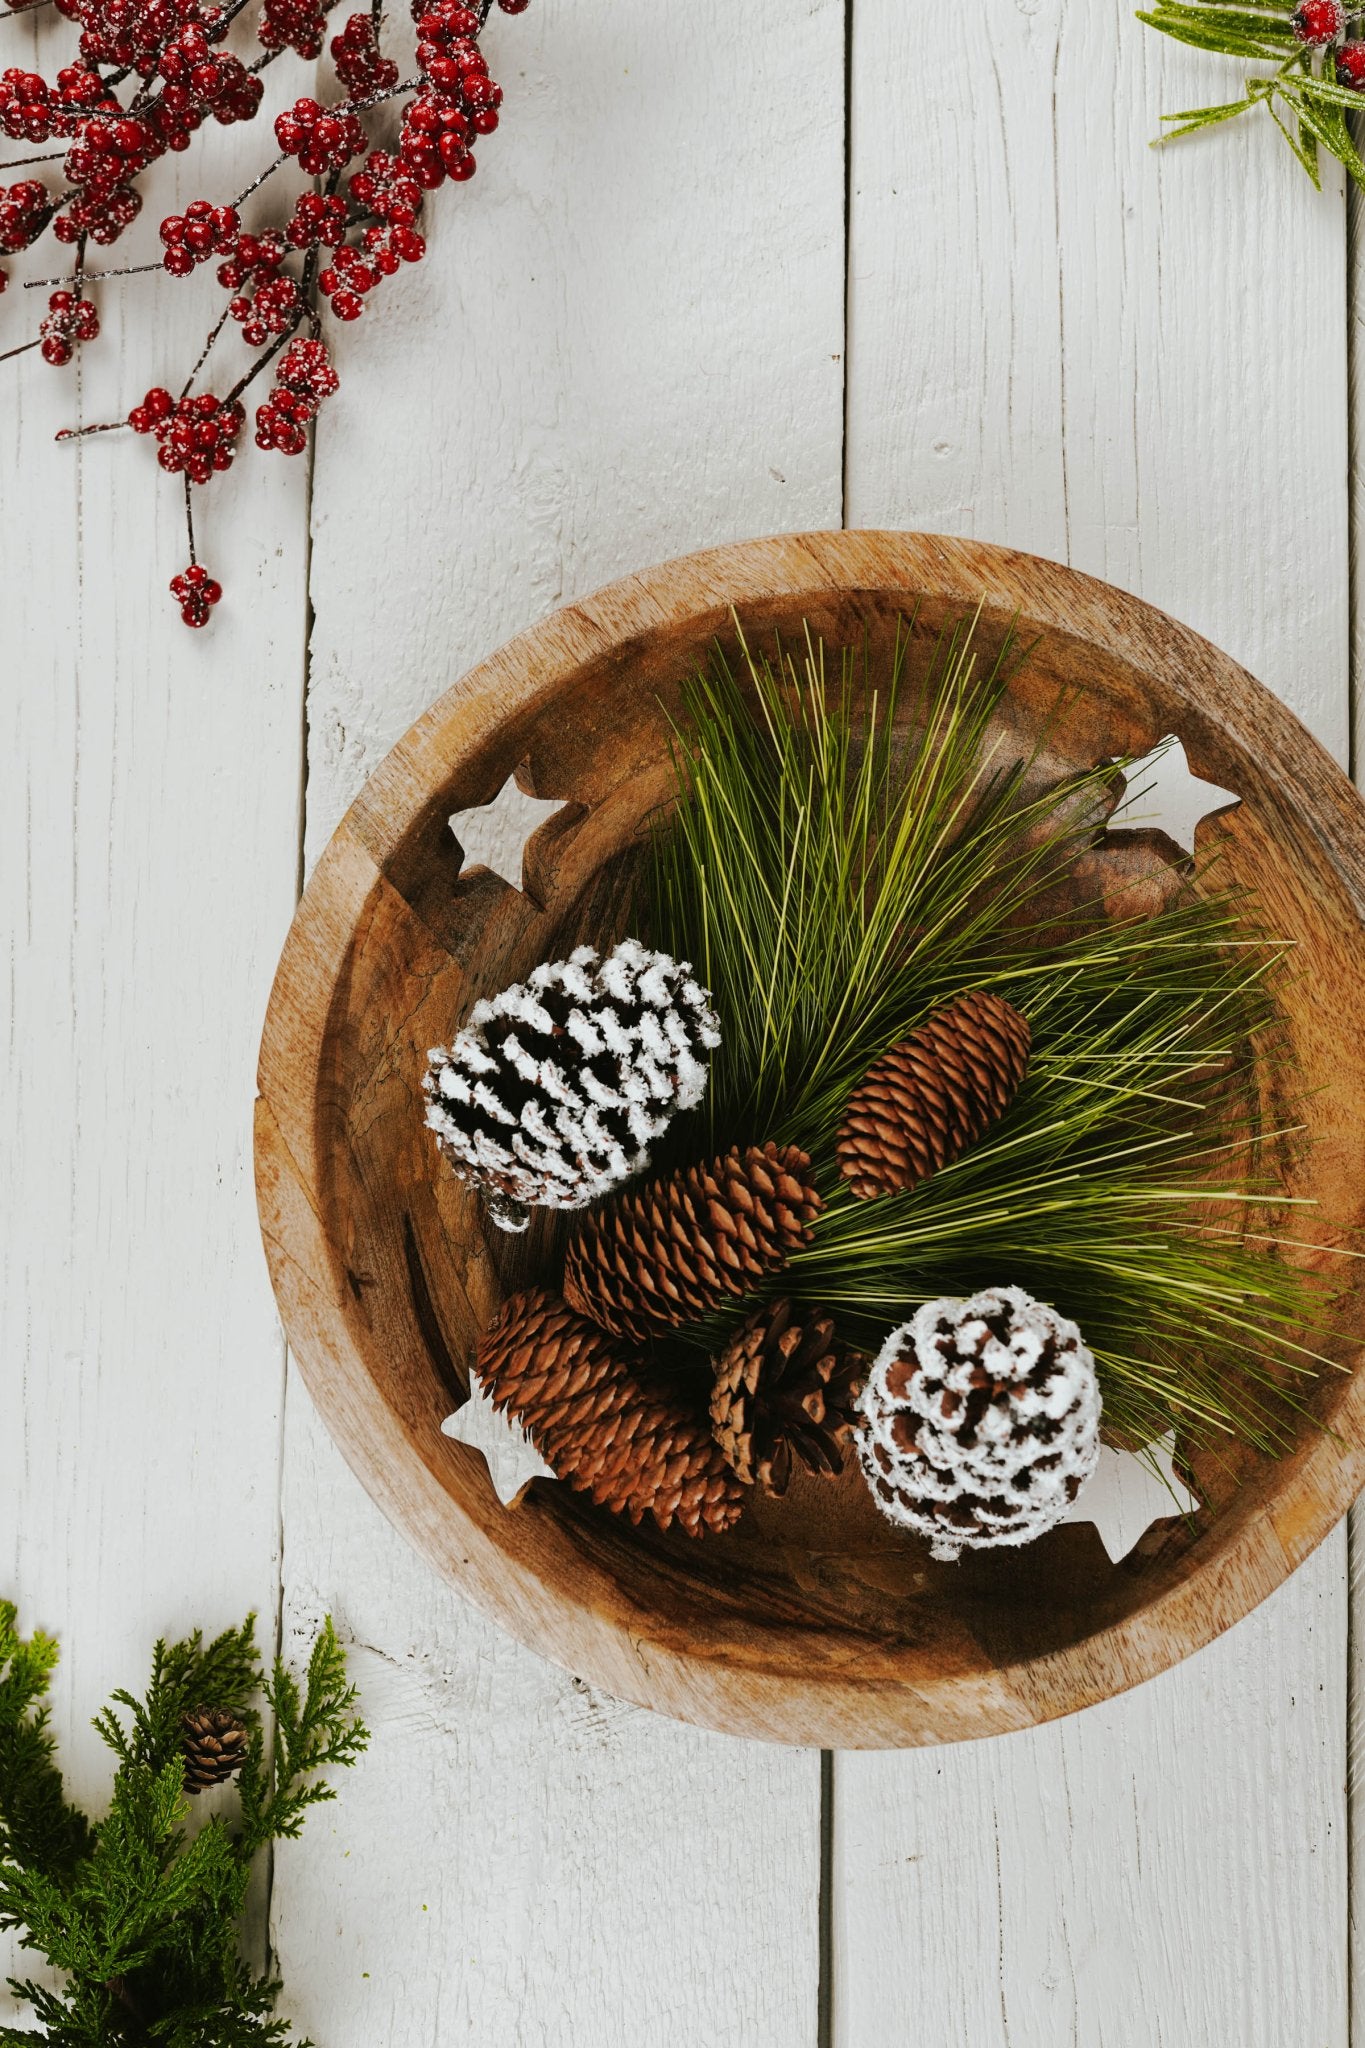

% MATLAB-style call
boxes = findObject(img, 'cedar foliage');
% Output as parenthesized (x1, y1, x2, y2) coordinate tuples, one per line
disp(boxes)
(0, 1600, 367, 2046)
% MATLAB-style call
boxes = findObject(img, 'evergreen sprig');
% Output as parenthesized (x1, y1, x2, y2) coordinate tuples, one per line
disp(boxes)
(647, 617, 1340, 1454)
(1138, 1, 1365, 189)
(0, 1603, 368, 2047)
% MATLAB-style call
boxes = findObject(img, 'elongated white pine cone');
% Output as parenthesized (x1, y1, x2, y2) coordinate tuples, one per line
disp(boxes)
(423, 938, 720, 1229)
(856, 1285, 1101, 1562)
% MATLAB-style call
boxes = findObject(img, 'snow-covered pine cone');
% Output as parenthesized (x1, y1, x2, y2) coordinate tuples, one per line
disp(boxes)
(423, 938, 721, 1230)
(856, 1285, 1101, 1562)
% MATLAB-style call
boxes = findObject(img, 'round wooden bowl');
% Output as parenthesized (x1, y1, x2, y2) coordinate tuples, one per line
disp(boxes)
(255, 531, 1365, 1747)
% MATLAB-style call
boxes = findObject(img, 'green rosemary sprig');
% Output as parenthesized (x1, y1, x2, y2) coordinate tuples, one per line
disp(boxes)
(647, 616, 1337, 1455)
(1138, 1, 1365, 189)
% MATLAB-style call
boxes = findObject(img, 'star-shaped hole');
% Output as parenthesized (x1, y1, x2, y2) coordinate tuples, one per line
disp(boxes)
(1062, 1432, 1197, 1563)
(1112, 735, 1240, 856)
(449, 766, 568, 893)
(441, 1373, 555, 1507)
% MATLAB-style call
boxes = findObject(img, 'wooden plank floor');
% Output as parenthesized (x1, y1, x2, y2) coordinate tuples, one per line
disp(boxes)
(0, 1, 1354, 2041)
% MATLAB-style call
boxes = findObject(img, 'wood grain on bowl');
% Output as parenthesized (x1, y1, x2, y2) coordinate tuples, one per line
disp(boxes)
(254, 530, 1365, 1747)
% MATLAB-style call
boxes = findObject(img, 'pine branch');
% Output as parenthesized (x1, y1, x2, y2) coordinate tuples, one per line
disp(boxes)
(646, 617, 1343, 1455)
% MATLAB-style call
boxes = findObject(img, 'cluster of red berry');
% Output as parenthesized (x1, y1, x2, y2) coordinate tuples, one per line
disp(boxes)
(330, 12, 398, 96)
(38, 286, 98, 362)
(169, 560, 223, 627)
(1, 0, 531, 627)
(129, 385, 246, 480)
(159, 198, 239, 276)
(254, 333, 338, 453)
(1291, 1, 1365, 85)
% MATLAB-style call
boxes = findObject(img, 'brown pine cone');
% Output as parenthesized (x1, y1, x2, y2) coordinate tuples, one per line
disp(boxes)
(180, 1706, 249, 1794)
(562, 1142, 823, 1344)
(477, 1287, 745, 1537)
(710, 1298, 866, 1496)
(836, 991, 1031, 1200)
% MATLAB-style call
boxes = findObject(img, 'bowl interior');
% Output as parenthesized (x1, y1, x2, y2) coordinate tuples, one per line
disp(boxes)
(260, 540, 1365, 1744)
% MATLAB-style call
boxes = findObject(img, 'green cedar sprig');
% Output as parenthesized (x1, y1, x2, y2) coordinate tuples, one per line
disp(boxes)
(1138, 1, 1365, 189)
(647, 617, 1341, 1455)
(0, 1601, 368, 2047)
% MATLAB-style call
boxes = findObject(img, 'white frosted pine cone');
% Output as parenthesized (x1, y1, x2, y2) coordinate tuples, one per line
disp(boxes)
(423, 937, 721, 1229)
(856, 1285, 1101, 1562)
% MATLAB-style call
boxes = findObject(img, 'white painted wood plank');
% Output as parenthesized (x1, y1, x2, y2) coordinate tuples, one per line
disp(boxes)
(841, 4, 1349, 2043)
(0, 70, 308, 2014)
(273, 0, 845, 2041)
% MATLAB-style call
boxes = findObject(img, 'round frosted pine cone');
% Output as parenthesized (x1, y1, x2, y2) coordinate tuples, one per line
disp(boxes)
(836, 991, 1031, 1200)
(562, 1142, 823, 1345)
(477, 1288, 745, 1537)
(180, 1706, 250, 1793)
(423, 938, 721, 1231)
(857, 1285, 1100, 1561)
(710, 1297, 866, 1495)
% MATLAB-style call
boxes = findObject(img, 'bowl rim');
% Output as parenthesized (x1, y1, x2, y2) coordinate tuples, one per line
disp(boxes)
(255, 528, 1365, 1747)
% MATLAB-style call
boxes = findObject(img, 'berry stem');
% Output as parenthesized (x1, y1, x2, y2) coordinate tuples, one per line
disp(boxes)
(224, 316, 302, 405)
(55, 418, 128, 438)
(179, 303, 232, 400)
(184, 471, 196, 567)
(0, 336, 41, 363)
(23, 261, 162, 289)
(0, 150, 67, 169)
(231, 150, 288, 209)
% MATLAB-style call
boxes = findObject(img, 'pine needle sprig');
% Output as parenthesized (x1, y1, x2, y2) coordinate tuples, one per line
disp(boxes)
(1138, 1, 1365, 190)
(647, 616, 1341, 1455)
(0, 1603, 368, 2046)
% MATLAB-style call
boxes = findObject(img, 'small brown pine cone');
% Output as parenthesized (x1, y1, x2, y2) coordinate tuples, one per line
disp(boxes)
(180, 1707, 249, 1794)
(562, 1142, 823, 1344)
(836, 991, 1031, 1200)
(710, 1298, 866, 1496)
(477, 1287, 745, 1537)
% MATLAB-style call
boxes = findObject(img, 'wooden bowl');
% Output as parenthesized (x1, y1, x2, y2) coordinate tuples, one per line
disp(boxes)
(255, 531, 1365, 1747)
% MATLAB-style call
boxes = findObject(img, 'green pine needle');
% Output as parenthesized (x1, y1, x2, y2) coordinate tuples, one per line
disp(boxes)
(646, 615, 1343, 1457)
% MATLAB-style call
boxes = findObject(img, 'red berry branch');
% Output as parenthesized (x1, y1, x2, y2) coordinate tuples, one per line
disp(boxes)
(2, 0, 530, 626)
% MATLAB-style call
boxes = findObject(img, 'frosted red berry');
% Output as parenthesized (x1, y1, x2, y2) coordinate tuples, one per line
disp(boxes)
(331, 12, 399, 94)
(39, 286, 98, 364)
(275, 95, 367, 174)
(170, 560, 223, 627)
(0, 179, 53, 253)
(1336, 39, 1365, 83)
(130, 387, 244, 482)
(1292, 0, 1344, 44)
(160, 197, 239, 274)
(259, 0, 329, 59)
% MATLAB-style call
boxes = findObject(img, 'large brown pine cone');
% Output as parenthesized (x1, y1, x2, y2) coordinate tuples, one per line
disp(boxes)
(180, 1707, 249, 1794)
(562, 1142, 824, 1344)
(710, 1298, 866, 1496)
(477, 1287, 745, 1537)
(836, 991, 1031, 1200)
